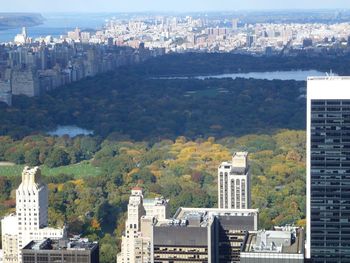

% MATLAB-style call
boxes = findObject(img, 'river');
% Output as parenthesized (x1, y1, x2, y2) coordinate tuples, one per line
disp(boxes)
(0, 13, 109, 43)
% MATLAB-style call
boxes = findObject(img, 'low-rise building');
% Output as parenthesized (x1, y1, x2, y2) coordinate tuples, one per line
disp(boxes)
(22, 238, 99, 263)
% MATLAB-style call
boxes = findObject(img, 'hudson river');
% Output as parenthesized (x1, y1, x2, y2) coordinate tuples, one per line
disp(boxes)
(0, 13, 108, 42)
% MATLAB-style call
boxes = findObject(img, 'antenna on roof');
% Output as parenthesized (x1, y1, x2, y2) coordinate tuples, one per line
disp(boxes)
(325, 69, 335, 79)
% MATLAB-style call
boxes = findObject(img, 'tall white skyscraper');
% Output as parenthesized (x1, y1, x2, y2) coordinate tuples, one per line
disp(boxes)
(232, 18, 239, 30)
(306, 77, 350, 261)
(218, 152, 251, 209)
(1, 167, 65, 263)
(21, 27, 27, 40)
(14, 27, 27, 45)
(117, 187, 169, 263)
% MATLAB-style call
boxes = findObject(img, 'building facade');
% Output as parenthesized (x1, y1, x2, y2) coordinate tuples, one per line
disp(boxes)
(218, 152, 251, 210)
(306, 77, 350, 262)
(117, 188, 169, 263)
(22, 238, 99, 263)
(153, 208, 259, 263)
(1, 167, 65, 263)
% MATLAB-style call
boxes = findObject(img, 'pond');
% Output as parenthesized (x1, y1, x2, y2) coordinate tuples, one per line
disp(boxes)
(47, 125, 93, 137)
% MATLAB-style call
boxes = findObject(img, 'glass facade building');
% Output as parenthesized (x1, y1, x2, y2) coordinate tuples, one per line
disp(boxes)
(307, 78, 350, 262)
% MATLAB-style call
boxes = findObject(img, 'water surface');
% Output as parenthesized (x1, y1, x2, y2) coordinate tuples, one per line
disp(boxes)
(157, 70, 332, 81)
(47, 125, 94, 137)
(0, 13, 108, 42)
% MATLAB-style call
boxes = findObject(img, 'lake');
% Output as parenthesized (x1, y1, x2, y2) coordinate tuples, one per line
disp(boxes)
(157, 70, 331, 81)
(47, 125, 94, 137)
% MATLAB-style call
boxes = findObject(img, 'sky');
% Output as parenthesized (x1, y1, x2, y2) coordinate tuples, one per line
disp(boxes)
(2, 0, 350, 13)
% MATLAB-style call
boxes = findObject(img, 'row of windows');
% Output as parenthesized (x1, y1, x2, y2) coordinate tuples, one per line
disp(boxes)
(18, 191, 38, 196)
(310, 99, 350, 258)
(312, 100, 350, 106)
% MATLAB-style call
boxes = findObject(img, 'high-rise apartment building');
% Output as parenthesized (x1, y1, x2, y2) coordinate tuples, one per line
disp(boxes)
(218, 152, 251, 210)
(117, 188, 169, 263)
(1, 167, 65, 263)
(306, 77, 350, 262)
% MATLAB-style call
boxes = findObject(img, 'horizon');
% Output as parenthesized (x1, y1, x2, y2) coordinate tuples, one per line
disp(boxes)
(2, 8, 350, 17)
(2, 0, 350, 13)
(2, 8, 350, 14)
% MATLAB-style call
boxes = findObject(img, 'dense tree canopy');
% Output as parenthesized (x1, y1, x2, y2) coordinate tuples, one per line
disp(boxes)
(0, 130, 306, 262)
(0, 53, 316, 262)
(0, 74, 306, 140)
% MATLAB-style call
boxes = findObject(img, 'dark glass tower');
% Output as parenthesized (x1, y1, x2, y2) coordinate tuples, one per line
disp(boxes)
(307, 77, 350, 262)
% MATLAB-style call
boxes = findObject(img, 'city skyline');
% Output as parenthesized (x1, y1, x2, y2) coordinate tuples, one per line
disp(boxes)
(2, 0, 350, 13)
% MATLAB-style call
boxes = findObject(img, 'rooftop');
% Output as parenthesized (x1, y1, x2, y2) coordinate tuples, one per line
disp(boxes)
(307, 76, 350, 81)
(219, 152, 249, 175)
(242, 226, 304, 255)
(23, 238, 98, 251)
(143, 197, 168, 206)
(155, 207, 258, 229)
(18, 166, 44, 189)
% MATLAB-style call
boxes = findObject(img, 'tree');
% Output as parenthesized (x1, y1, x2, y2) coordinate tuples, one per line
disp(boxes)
(24, 148, 41, 166)
(45, 148, 70, 168)
(79, 137, 100, 159)
(4, 146, 25, 164)
(0, 177, 11, 200)
(100, 234, 117, 263)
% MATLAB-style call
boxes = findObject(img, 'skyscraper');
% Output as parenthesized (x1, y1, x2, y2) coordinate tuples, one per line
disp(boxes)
(232, 19, 239, 30)
(218, 152, 251, 210)
(1, 167, 65, 263)
(307, 77, 350, 262)
(117, 188, 169, 263)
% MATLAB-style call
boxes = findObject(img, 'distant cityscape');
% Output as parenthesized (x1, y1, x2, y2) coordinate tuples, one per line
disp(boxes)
(4, 14, 350, 55)
(2, 13, 350, 106)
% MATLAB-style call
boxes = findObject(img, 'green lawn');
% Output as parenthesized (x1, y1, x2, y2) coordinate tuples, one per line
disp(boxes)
(0, 161, 102, 178)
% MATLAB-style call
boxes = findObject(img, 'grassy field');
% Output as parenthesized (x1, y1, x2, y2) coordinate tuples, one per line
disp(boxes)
(0, 161, 102, 178)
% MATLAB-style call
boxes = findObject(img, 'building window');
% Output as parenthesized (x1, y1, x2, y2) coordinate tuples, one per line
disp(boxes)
(241, 179, 246, 208)
(231, 179, 235, 208)
(236, 179, 240, 208)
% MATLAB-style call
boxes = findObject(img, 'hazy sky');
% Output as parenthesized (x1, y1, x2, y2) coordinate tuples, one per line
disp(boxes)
(3, 0, 350, 13)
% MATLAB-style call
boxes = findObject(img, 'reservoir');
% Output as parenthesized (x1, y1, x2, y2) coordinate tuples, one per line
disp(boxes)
(157, 70, 331, 81)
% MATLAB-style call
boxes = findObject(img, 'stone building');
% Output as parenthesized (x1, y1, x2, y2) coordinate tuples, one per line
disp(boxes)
(1, 167, 66, 263)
